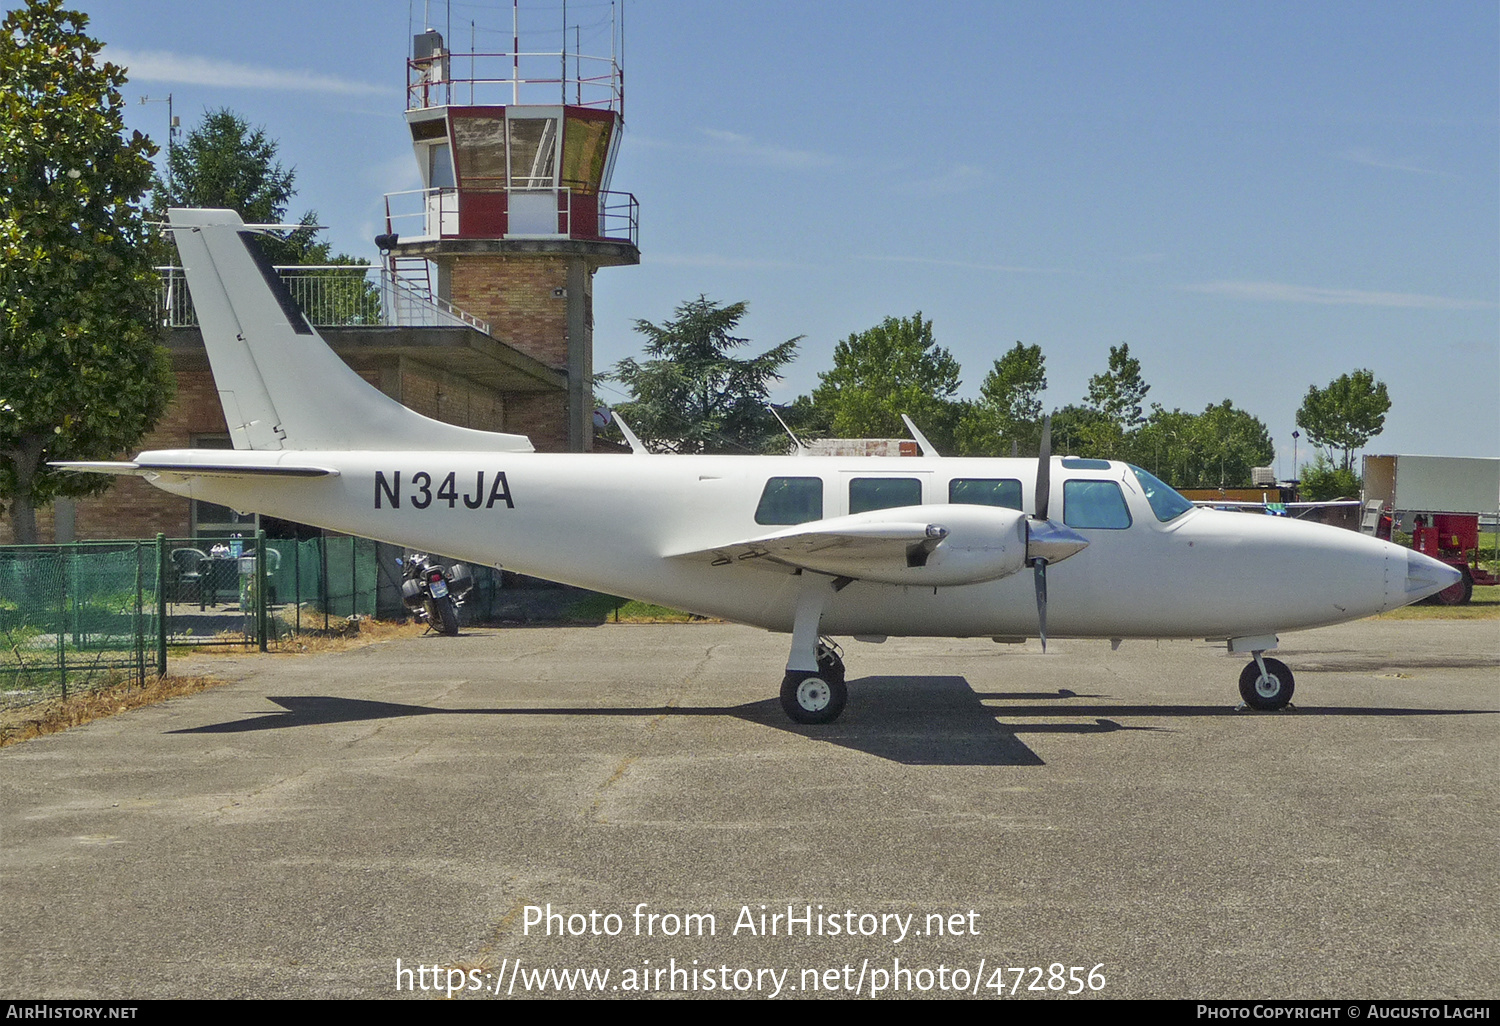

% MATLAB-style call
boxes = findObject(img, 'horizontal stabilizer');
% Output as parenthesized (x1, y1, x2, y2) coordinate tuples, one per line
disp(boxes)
(53, 459, 339, 480)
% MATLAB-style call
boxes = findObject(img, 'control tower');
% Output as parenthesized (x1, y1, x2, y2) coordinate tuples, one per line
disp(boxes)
(383, 9, 638, 451)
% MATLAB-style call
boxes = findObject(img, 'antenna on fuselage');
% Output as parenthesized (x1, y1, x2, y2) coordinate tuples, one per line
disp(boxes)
(767, 405, 807, 456)
(900, 415, 941, 457)
(594, 407, 648, 454)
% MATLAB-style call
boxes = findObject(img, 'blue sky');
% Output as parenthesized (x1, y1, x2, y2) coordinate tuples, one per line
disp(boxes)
(78, 1, 1498, 467)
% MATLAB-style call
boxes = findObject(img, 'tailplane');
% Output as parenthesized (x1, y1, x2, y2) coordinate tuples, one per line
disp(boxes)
(168, 208, 534, 453)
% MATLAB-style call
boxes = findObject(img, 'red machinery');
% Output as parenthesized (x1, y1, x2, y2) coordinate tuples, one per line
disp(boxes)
(1409, 513, 1496, 605)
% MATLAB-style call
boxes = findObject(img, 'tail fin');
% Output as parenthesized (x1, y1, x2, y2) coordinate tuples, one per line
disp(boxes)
(168, 208, 534, 453)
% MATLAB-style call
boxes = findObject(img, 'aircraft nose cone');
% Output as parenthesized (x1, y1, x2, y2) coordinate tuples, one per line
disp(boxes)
(1027, 519, 1089, 566)
(1403, 549, 1462, 602)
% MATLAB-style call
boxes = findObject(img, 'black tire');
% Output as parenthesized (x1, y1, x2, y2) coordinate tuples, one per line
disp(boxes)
(435, 596, 460, 635)
(780, 671, 847, 725)
(1431, 570, 1473, 607)
(1238, 657, 1295, 710)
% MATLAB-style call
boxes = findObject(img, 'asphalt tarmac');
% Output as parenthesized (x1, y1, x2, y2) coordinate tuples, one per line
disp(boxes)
(2, 618, 1496, 1000)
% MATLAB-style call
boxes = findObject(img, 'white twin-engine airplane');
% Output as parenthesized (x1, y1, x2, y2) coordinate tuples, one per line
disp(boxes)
(60, 210, 1461, 725)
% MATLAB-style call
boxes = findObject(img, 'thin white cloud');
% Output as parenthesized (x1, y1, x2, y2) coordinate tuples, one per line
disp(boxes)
(861, 254, 1070, 275)
(107, 47, 392, 96)
(1337, 147, 1454, 179)
(893, 163, 988, 195)
(646, 252, 811, 270)
(699, 128, 833, 170)
(1182, 280, 1494, 310)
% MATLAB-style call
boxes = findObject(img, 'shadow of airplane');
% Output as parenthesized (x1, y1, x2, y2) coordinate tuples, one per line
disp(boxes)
(168, 674, 1495, 766)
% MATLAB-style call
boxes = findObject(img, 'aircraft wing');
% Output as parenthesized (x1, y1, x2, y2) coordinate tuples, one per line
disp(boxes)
(668, 504, 1030, 586)
(52, 460, 339, 480)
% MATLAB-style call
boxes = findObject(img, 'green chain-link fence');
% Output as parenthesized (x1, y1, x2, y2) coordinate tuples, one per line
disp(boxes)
(0, 540, 160, 709)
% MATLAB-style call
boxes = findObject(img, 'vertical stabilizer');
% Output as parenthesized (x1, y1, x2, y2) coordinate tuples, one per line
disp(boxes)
(168, 208, 534, 453)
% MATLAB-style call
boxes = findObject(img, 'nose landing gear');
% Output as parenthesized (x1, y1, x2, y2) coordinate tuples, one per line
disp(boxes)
(1238, 653, 1295, 710)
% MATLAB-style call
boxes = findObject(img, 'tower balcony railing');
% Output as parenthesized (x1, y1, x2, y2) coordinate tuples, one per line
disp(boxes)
(408, 50, 623, 112)
(156, 265, 490, 334)
(382, 186, 638, 248)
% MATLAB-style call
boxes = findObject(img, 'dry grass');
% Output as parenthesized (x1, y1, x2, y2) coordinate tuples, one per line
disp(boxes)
(185, 617, 427, 657)
(0, 673, 230, 748)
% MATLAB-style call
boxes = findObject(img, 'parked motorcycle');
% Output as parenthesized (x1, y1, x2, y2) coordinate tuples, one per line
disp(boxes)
(397, 554, 473, 635)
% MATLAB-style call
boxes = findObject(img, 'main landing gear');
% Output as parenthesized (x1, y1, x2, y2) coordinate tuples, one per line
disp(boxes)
(780, 641, 847, 725)
(779, 579, 854, 725)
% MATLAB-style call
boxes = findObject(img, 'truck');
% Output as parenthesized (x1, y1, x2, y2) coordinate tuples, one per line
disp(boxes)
(1361, 454, 1500, 605)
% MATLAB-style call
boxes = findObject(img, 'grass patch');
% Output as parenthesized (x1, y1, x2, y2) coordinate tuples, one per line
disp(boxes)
(0, 672, 230, 748)
(565, 593, 707, 623)
(1378, 585, 1500, 620)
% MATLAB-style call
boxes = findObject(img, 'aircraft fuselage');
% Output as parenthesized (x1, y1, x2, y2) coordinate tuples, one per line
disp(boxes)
(138, 448, 1419, 642)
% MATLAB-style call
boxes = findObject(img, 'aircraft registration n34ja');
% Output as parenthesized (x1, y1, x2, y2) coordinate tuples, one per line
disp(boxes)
(58, 210, 1461, 724)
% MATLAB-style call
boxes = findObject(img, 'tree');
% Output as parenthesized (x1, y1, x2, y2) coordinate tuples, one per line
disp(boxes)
(0, 0, 173, 543)
(1296, 369, 1390, 472)
(810, 313, 963, 452)
(1132, 402, 1274, 489)
(608, 297, 800, 454)
(151, 108, 328, 265)
(956, 341, 1047, 456)
(1299, 452, 1361, 501)
(1085, 342, 1150, 431)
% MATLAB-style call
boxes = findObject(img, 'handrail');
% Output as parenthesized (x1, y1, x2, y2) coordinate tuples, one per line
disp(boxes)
(382, 185, 638, 247)
(155, 265, 490, 334)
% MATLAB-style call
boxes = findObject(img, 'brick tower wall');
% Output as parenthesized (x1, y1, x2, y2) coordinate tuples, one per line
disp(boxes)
(448, 255, 574, 370)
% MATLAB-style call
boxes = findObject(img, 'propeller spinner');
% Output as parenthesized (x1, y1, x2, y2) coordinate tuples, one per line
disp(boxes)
(1025, 416, 1089, 651)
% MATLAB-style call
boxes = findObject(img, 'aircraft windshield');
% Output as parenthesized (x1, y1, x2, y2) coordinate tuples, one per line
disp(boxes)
(1127, 465, 1195, 522)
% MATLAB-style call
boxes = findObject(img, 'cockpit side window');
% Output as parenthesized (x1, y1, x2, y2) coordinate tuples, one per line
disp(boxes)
(849, 477, 922, 514)
(755, 477, 823, 525)
(1127, 465, 1195, 522)
(1063, 480, 1133, 530)
(948, 478, 1022, 510)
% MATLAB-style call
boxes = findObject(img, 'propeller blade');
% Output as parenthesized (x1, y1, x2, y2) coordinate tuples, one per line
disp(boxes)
(1034, 559, 1048, 652)
(1036, 415, 1053, 521)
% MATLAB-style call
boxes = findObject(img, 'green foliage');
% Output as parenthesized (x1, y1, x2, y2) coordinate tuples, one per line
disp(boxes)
(151, 108, 328, 264)
(1296, 369, 1390, 472)
(811, 313, 963, 452)
(776, 394, 833, 448)
(608, 297, 800, 454)
(1085, 343, 1150, 430)
(1049, 404, 1112, 458)
(0, 0, 173, 543)
(956, 341, 1047, 456)
(1048, 343, 1153, 460)
(1134, 400, 1275, 489)
(1300, 452, 1361, 501)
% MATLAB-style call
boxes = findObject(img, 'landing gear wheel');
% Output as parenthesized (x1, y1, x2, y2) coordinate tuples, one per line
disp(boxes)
(780, 671, 847, 725)
(1431, 570, 1473, 607)
(816, 641, 846, 684)
(1238, 657, 1295, 710)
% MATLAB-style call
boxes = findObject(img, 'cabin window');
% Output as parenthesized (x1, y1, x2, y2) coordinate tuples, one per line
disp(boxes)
(756, 477, 823, 525)
(948, 478, 1022, 510)
(1063, 480, 1132, 530)
(849, 477, 922, 514)
(1128, 465, 1195, 522)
